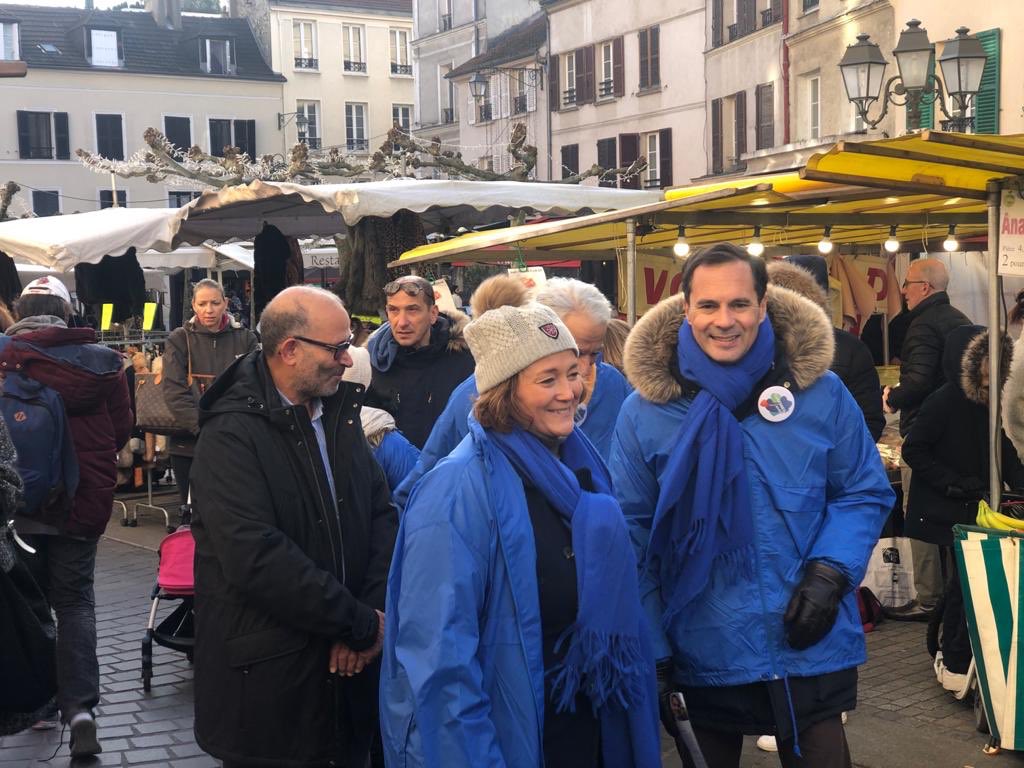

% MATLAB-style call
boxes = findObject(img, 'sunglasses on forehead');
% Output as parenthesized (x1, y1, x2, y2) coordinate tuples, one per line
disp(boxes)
(292, 334, 354, 360)
(384, 278, 432, 297)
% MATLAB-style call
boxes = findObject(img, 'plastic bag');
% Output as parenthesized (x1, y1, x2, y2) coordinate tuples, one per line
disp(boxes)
(863, 536, 917, 608)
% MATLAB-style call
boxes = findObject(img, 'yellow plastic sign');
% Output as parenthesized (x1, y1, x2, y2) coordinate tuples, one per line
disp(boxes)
(142, 302, 157, 331)
(100, 303, 113, 331)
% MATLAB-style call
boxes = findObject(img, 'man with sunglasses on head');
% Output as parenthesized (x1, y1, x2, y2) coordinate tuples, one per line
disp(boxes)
(883, 257, 970, 622)
(366, 275, 474, 449)
(189, 286, 398, 768)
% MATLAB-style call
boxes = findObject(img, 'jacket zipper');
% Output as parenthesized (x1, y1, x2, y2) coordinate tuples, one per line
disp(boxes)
(293, 409, 346, 585)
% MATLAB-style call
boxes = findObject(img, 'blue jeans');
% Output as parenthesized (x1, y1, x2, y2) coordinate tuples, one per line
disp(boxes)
(21, 535, 99, 722)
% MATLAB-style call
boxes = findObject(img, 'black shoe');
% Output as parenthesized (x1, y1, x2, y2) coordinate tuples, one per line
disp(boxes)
(884, 599, 935, 622)
(69, 713, 101, 758)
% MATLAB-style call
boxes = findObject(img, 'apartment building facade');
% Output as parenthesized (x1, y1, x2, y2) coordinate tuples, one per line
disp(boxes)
(0, 2, 283, 218)
(234, 0, 414, 158)
(544, 0, 706, 189)
(444, 13, 548, 178)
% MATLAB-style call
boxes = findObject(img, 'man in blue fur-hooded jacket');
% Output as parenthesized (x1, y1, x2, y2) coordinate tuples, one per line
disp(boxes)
(609, 244, 894, 767)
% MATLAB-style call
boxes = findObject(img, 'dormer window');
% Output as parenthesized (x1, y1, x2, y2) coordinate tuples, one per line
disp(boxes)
(86, 28, 122, 68)
(201, 37, 235, 75)
(0, 22, 19, 61)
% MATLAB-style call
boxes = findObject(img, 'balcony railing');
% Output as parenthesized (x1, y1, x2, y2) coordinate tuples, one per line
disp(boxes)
(512, 94, 528, 114)
(440, 13, 452, 31)
(598, 79, 614, 97)
(761, 7, 780, 26)
(294, 57, 318, 69)
(24, 145, 54, 160)
(643, 177, 661, 189)
(347, 138, 369, 152)
(478, 103, 493, 122)
(562, 87, 576, 107)
(344, 60, 367, 73)
(301, 137, 321, 149)
(391, 63, 413, 75)
(442, 107, 455, 124)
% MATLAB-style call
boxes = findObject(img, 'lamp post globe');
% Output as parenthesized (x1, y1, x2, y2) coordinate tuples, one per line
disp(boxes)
(839, 33, 888, 116)
(892, 19, 934, 91)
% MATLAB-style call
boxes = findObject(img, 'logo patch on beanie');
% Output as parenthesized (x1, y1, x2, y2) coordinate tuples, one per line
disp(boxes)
(539, 323, 559, 339)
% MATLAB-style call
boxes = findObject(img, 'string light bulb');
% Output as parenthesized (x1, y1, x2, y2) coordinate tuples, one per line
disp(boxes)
(883, 225, 901, 254)
(943, 224, 959, 252)
(817, 225, 834, 255)
(747, 225, 765, 258)
(673, 225, 690, 258)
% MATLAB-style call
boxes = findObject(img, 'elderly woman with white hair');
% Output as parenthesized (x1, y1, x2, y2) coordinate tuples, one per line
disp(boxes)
(343, 346, 420, 491)
(392, 277, 631, 510)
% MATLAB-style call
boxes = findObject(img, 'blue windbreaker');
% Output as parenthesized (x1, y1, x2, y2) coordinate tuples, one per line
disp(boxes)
(392, 361, 631, 510)
(608, 291, 894, 687)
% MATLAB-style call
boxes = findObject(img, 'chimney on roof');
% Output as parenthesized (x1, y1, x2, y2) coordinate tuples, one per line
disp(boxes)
(147, 0, 182, 30)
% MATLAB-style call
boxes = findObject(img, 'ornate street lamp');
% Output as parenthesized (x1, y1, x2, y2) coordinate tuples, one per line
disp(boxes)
(468, 72, 489, 104)
(838, 20, 987, 132)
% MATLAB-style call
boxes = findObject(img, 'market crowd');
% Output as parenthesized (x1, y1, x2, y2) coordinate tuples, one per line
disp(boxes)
(3, 245, 1019, 768)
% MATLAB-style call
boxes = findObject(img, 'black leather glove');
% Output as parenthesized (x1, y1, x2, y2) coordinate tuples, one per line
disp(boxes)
(656, 658, 679, 738)
(783, 561, 847, 651)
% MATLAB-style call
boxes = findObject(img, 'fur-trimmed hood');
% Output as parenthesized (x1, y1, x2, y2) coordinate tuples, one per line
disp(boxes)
(623, 285, 835, 405)
(960, 329, 1012, 405)
(766, 261, 828, 311)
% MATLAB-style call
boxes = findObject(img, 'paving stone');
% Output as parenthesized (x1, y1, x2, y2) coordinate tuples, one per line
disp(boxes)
(124, 746, 171, 763)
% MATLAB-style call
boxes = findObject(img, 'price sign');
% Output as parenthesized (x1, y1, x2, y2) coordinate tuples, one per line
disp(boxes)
(998, 189, 1024, 276)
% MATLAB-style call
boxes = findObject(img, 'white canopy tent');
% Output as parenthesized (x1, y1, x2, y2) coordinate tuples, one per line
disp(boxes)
(0, 180, 661, 272)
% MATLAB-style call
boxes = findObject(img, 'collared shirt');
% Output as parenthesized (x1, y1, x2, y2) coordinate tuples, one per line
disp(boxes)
(276, 388, 337, 503)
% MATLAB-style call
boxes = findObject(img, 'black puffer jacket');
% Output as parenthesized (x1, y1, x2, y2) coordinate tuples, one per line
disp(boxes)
(832, 328, 884, 442)
(163, 315, 258, 456)
(365, 311, 475, 449)
(887, 291, 970, 436)
(903, 327, 1024, 546)
(190, 351, 397, 767)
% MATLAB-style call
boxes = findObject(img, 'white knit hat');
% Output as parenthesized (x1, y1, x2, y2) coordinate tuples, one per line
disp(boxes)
(21, 275, 71, 305)
(342, 345, 372, 389)
(464, 303, 578, 393)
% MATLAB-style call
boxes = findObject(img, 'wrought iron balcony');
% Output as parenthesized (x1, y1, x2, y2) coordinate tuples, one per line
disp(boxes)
(391, 63, 413, 75)
(562, 87, 576, 107)
(440, 13, 452, 31)
(294, 57, 318, 69)
(762, 8, 780, 26)
(346, 138, 369, 152)
(302, 137, 321, 149)
(598, 79, 614, 97)
(478, 102, 493, 122)
(442, 107, 455, 124)
(344, 60, 367, 73)
(512, 94, 528, 114)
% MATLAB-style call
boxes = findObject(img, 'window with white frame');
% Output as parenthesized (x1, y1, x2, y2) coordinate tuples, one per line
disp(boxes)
(168, 190, 200, 207)
(439, 0, 453, 31)
(808, 74, 820, 139)
(563, 53, 576, 106)
(643, 131, 659, 188)
(343, 24, 365, 72)
(32, 190, 59, 217)
(293, 20, 317, 69)
(392, 104, 412, 132)
(99, 190, 127, 209)
(88, 28, 120, 67)
(345, 102, 367, 152)
(202, 38, 235, 75)
(0, 22, 19, 60)
(440, 63, 456, 123)
(599, 41, 614, 98)
(390, 29, 411, 75)
(297, 101, 320, 149)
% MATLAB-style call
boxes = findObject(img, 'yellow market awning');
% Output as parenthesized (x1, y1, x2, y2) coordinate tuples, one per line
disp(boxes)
(393, 132, 1024, 269)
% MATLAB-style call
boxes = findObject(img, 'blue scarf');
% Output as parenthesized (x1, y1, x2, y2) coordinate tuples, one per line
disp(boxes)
(367, 315, 452, 373)
(488, 426, 661, 768)
(646, 316, 775, 629)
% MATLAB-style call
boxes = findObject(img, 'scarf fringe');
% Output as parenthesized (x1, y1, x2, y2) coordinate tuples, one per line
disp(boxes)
(548, 625, 647, 715)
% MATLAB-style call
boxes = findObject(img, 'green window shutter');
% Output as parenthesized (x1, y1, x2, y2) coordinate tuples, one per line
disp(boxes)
(906, 55, 936, 131)
(973, 28, 1000, 134)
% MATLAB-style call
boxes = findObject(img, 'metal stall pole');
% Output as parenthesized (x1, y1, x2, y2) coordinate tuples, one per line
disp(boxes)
(987, 180, 1002, 509)
(626, 217, 637, 324)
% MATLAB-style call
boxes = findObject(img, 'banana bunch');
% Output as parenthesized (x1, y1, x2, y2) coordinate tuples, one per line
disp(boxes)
(977, 500, 1024, 532)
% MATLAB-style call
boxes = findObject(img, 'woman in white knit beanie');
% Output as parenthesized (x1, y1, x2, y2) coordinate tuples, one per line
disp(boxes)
(380, 303, 660, 768)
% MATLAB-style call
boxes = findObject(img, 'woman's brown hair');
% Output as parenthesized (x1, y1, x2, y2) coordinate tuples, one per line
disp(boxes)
(473, 377, 529, 433)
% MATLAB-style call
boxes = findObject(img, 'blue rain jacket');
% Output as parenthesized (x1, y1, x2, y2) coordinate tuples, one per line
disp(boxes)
(608, 290, 895, 687)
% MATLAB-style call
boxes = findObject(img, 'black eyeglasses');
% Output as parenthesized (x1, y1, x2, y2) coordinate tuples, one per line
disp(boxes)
(384, 277, 432, 297)
(292, 334, 354, 360)
(901, 279, 931, 290)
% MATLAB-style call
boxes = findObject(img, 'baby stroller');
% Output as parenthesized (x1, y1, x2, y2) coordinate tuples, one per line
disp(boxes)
(140, 504, 194, 692)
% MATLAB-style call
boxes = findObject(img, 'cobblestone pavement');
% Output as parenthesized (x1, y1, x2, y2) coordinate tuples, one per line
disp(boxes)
(4, 533, 1024, 767)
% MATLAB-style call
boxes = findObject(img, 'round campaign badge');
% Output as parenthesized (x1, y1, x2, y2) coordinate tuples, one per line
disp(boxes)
(757, 385, 795, 422)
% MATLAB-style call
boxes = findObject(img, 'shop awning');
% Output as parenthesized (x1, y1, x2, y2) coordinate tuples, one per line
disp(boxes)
(393, 132, 1024, 268)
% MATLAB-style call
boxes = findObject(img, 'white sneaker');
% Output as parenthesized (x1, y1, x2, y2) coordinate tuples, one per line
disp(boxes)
(841, 711, 848, 725)
(756, 735, 778, 752)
